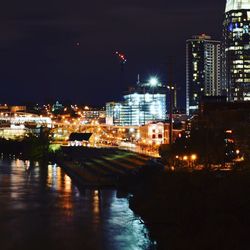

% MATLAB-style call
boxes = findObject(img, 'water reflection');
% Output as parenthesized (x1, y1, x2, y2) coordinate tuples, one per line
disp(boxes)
(47, 164, 73, 193)
(93, 190, 100, 215)
(0, 160, 155, 250)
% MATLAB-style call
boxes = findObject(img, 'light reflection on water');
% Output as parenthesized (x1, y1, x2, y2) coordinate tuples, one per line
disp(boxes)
(0, 160, 156, 250)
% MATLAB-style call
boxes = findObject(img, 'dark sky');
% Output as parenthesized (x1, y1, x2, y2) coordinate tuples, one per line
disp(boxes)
(0, 0, 226, 107)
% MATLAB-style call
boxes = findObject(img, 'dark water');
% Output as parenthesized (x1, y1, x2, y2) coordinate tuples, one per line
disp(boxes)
(0, 160, 155, 250)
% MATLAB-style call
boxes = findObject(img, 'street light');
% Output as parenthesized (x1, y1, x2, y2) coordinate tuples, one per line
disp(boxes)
(191, 154, 197, 161)
(183, 155, 188, 161)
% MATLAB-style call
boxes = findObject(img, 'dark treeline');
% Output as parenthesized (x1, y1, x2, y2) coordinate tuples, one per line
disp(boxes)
(0, 133, 50, 161)
(160, 105, 250, 168)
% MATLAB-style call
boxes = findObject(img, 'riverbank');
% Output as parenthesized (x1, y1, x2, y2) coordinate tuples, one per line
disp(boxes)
(0, 134, 49, 161)
(54, 146, 250, 249)
(129, 168, 250, 250)
(55, 146, 150, 188)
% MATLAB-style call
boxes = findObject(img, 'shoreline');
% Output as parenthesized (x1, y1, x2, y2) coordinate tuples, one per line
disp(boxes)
(128, 169, 250, 250)
(3, 147, 250, 249)
(55, 146, 150, 189)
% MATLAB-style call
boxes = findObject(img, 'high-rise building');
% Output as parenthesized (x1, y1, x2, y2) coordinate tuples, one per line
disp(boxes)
(120, 92, 166, 126)
(223, 0, 250, 101)
(186, 34, 222, 115)
(106, 78, 167, 126)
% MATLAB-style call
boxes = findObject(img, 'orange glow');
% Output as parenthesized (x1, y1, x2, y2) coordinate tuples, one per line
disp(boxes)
(183, 155, 188, 161)
(191, 154, 197, 161)
(93, 190, 100, 215)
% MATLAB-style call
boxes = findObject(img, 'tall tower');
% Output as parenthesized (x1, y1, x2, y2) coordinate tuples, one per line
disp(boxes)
(186, 34, 222, 115)
(223, 0, 250, 101)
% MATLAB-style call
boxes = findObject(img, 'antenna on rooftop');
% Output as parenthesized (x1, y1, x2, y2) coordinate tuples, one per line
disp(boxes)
(137, 74, 140, 85)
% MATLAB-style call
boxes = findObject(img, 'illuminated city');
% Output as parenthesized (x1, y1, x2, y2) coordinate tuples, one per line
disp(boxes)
(0, 1, 250, 250)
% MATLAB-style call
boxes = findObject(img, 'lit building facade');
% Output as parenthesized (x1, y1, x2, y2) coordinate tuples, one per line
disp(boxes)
(52, 101, 64, 113)
(186, 34, 222, 115)
(0, 112, 52, 140)
(0, 112, 52, 128)
(139, 122, 183, 146)
(139, 122, 165, 146)
(0, 125, 28, 140)
(81, 107, 105, 124)
(106, 102, 122, 125)
(0, 105, 26, 113)
(106, 79, 167, 126)
(120, 92, 166, 126)
(223, 0, 250, 101)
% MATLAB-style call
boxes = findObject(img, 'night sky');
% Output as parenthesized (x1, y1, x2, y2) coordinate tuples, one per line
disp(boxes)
(0, 0, 226, 107)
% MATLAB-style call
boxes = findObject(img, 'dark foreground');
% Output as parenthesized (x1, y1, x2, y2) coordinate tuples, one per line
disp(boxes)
(54, 147, 250, 249)
(57, 147, 149, 188)
(129, 168, 250, 250)
(0, 159, 155, 250)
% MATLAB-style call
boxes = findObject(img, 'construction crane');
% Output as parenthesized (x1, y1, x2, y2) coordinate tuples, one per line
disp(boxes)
(115, 51, 127, 71)
(115, 51, 127, 92)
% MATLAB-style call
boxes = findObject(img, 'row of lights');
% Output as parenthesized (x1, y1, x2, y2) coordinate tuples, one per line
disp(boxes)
(176, 154, 197, 161)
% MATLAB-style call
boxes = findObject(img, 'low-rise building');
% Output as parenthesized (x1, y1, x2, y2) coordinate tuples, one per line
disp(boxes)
(68, 132, 93, 147)
(139, 123, 165, 146)
(139, 122, 183, 146)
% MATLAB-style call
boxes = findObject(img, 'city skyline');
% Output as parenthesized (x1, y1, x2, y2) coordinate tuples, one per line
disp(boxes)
(0, 2, 250, 250)
(0, 0, 225, 107)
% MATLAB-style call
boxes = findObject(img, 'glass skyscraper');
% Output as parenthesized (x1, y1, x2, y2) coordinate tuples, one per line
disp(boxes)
(120, 92, 166, 126)
(106, 80, 167, 126)
(186, 34, 222, 115)
(223, 0, 250, 101)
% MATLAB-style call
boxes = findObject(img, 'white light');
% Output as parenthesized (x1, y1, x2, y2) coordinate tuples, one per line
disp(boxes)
(149, 77, 158, 87)
(145, 93, 151, 102)
(150, 103, 157, 115)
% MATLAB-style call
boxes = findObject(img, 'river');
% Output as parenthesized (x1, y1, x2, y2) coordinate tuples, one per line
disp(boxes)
(0, 159, 156, 250)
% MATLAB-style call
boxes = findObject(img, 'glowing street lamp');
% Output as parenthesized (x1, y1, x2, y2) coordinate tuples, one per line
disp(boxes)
(191, 154, 197, 161)
(183, 155, 188, 161)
